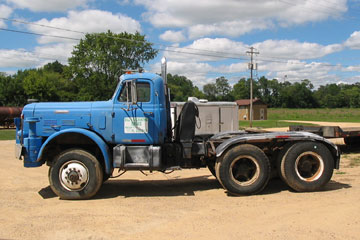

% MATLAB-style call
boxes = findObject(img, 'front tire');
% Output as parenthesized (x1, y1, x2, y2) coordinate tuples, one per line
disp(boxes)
(280, 142, 334, 192)
(215, 144, 271, 195)
(49, 149, 103, 200)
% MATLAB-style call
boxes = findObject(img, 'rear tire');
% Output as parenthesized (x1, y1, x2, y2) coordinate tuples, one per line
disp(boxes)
(281, 141, 334, 192)
(276, 142, 294, 182)
(49, 149, 103, 200)
(216, 144, 271, 195)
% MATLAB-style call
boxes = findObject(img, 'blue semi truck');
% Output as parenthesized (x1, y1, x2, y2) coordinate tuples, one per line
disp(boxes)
(15, 59, 341, 199)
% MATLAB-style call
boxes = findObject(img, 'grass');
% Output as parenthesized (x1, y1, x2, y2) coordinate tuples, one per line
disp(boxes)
(349, 156, 360, 167)
(239, 120, 317, 129)
(341, 154, 360, 168)
(269, 108, 360, 122)
(240, 108, 360, 128)
(0, 129, 16, 140)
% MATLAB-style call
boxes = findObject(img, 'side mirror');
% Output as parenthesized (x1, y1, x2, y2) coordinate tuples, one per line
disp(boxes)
(131, 79, 137, 105)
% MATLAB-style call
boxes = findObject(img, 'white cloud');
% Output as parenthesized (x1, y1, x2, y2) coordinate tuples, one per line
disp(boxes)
(150, 60, 218, 86)
(345, 31, 360, 49)
(135, 0, 347, 38)
(343, 65, 360, 72)
(163, 38, 248, 62)
(0, 10, 141, 71)
(163, 38, 341, 65)
(0, 44, 75, 69)
(34, 43, 74, 64)
(188, 20, 272, 39)
(342, 75, 360, 84)
(153, 37, 349, 87)
(0, 4, 13, 27)
(27, 10, 141, 44)
(259, 60, 343, 86)
(253, 40, 343, 60)
(6, 0, 88, 12)
(0, 49, 42, 68)
(160, 30, 186, 42)
(214, 62, 248, 74)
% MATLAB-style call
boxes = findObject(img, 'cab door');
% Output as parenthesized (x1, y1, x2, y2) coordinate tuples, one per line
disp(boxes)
(112, 79, 155, 144)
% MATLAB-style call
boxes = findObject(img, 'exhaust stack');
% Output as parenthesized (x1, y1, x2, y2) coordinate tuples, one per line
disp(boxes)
(161, 56, 167, 85)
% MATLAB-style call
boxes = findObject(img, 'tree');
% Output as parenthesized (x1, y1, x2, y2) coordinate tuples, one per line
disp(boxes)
(44, 60, 65, 74)
(215, 76, 232, 100)
(279, 79, 317, 108)
(0, 73, 26, 106)
(343, 86, 360, 108)
(167, 74, 204, 101)
(203, 83, 217, 101)
(231, 78, 260, 101)
(314, 84, 344, 108)
(23, 69, 72, 102)
(231, 78, 249, 100)
(203, 76, 233, 101)
(68, 31, 158, 101)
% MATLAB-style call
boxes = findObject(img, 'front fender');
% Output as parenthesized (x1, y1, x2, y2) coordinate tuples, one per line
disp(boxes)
(37, 128, 113, 174)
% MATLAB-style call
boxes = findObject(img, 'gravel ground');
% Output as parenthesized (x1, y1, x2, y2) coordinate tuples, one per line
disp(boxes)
(1, 123, 360, 240)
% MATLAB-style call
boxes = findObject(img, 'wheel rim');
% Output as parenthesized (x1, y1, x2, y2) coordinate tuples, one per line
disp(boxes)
(229, 155, 260, 186)
(59, 160, 89, 191)
(295, 151, 324, 182)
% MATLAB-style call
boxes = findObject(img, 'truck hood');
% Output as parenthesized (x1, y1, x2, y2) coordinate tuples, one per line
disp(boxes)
(30, 101, 93, 115)
(23, 101, 112, 136)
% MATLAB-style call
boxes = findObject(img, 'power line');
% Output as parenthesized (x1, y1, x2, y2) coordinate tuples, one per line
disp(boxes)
(0, 28, 80, 41)
(0, 17, 84, 34)
(0, 26, 346, 66)
(0, 26, 354, 71)
(0, 48, 68, 61)
(0, 18, 358, 73)
(0, 17, 354, 65)
(0, 27, 248, 61)
(0, 17, 249, 59)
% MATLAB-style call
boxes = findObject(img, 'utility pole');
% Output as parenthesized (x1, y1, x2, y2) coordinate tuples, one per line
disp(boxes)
(246, 47, 259, 128)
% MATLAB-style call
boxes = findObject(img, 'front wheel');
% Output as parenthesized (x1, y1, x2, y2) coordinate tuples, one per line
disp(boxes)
(49, 149, 103, 200)
(215, 144, 271, 195)
(280, 142, 334, 192)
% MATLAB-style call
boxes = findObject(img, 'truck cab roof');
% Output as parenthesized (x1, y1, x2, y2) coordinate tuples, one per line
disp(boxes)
(120, 72, 162, 82)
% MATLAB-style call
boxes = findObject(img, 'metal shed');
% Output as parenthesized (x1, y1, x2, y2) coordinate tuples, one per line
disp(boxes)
(171, 99, 238, 135)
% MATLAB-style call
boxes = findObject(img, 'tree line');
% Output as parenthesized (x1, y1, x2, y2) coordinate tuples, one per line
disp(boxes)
(169, 75, 360, 108)
(0, 31, 359, 108)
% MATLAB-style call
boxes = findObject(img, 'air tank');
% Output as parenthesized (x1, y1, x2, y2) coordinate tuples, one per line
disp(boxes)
(0, 107, 23, 127)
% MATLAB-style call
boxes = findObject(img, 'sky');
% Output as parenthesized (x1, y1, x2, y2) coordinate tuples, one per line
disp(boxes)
(0, 0, 360, 88)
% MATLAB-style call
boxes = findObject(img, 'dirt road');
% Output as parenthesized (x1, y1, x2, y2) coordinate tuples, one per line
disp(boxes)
(1, 128, 360, 239)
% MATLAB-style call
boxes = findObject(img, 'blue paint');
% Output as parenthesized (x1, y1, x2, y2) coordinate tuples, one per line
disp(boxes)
(16, 72, 167, 172)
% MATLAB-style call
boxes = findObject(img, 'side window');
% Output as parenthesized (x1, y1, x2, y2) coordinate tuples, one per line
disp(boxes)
(136, 82, 150, 102)
(118, 81, 151, 102)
